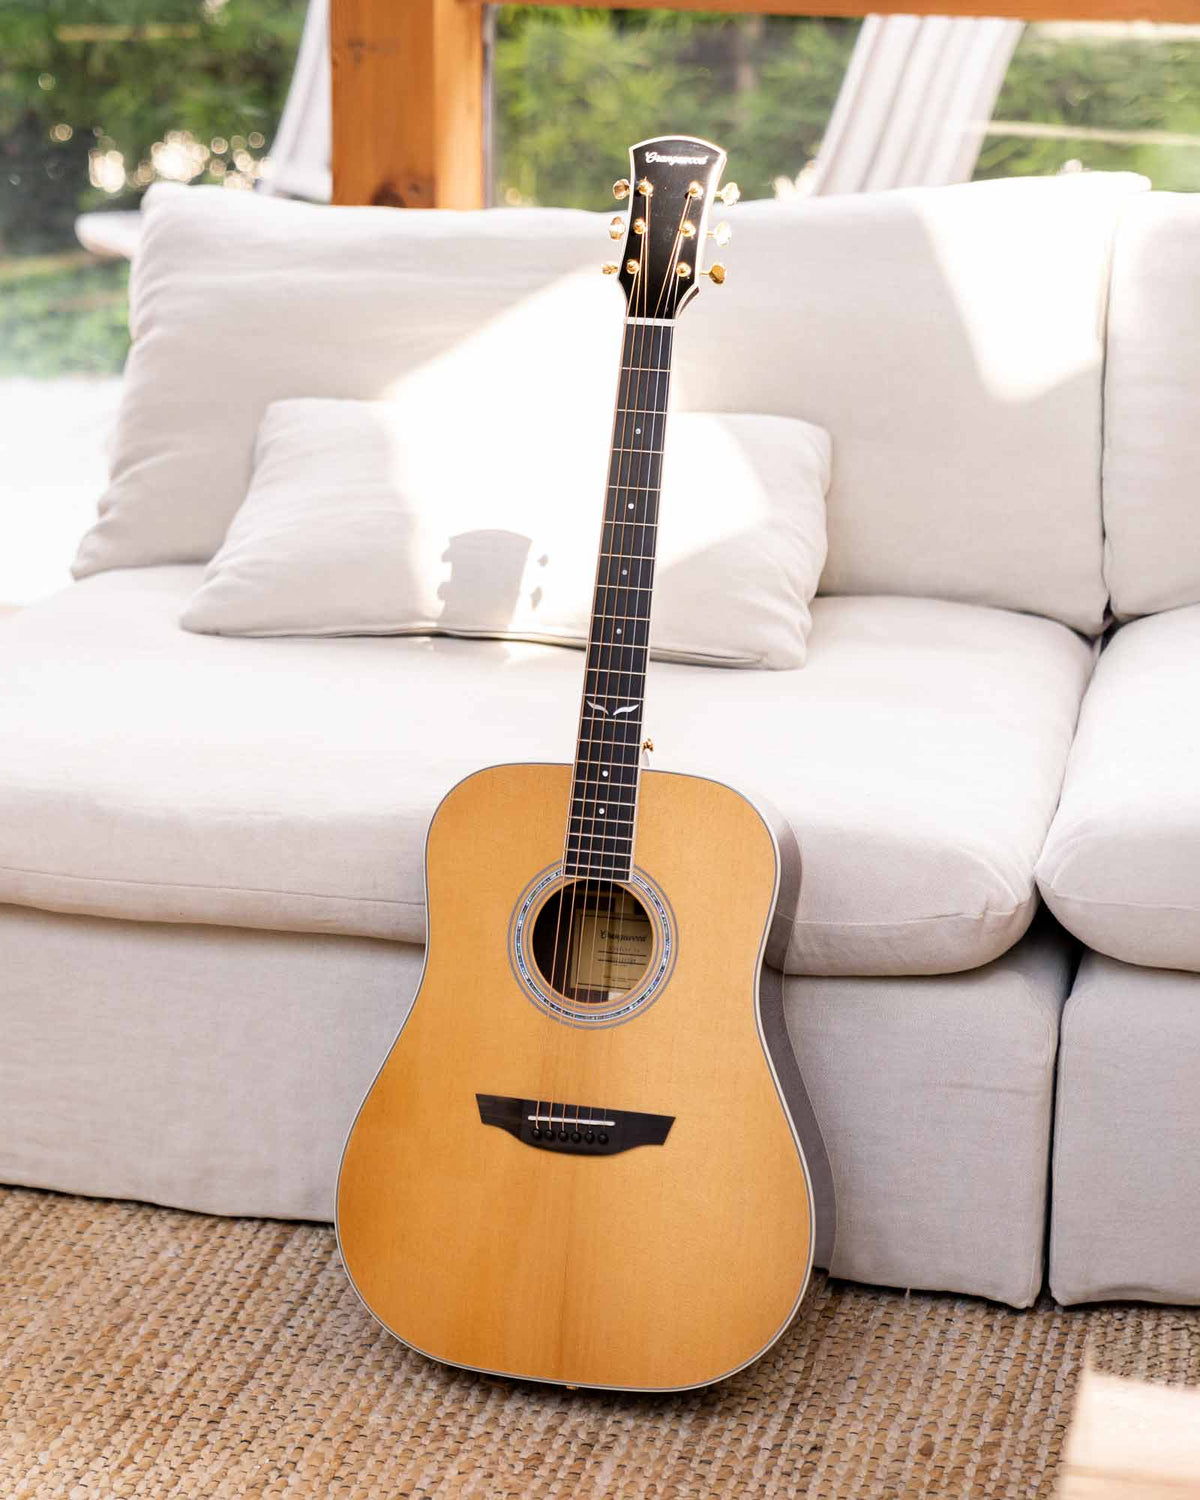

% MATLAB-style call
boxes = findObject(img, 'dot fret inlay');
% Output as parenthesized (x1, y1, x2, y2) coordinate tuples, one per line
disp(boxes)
(563, 320, 673, 881)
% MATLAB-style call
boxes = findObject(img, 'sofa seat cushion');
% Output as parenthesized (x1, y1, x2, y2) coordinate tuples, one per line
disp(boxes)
(0, 570, 1094, 976)
(1038, 605, 1200, 970)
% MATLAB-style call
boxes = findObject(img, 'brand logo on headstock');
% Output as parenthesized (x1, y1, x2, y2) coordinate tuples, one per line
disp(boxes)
(644, 151, 709, 166)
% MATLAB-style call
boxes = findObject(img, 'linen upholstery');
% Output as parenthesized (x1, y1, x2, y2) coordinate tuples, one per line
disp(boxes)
(0, 568, 1094, 976)
(0, 902, 1074, 1307)
(676, 172, 1142, 636)
(1051, 951, 1200, 1306)
(73, 174, 1146, 633)
(787, 916, 1072, 1308)
(1037, 605, 1200, 972)
(1103, 191, 1200, 618)
(181, 399, 832, 670)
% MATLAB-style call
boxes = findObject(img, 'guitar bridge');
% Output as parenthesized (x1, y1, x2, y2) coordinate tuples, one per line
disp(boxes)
(475, 1093, 673, 1156)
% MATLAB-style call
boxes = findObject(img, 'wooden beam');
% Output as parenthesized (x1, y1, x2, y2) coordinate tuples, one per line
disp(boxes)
(330, 0, 1200, 208)
(331, 0, 485, 209)
(513, 0, 1200, 18)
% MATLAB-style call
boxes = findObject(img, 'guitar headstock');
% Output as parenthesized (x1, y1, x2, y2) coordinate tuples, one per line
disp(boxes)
(603, 136, 734, 323)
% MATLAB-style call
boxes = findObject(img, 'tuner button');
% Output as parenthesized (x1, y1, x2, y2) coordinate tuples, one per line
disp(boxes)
(601, 262, 619, 276)
(636, 178, 654, 197)
(608, 215, 625, 241)
(718, 182, 740, 206)
(703, 263, 727, 285)
(709, 221, 732, 247)
(613, 178, 631, 200)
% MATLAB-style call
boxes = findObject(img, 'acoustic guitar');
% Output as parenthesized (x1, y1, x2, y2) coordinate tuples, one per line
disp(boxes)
(337, 136, 829, 1392)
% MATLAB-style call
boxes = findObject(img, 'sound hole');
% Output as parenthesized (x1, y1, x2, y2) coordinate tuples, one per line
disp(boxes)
(530, 879, 655, 1005)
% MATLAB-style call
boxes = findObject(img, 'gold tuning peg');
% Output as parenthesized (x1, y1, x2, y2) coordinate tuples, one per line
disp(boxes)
(709, 221, 732, 247)
(612, 179, 631, 200)
(717, 182, 740, 206)
(602, 262, 619, 275)
(703, 263, 727, 285)
(608, 215, 625, 241)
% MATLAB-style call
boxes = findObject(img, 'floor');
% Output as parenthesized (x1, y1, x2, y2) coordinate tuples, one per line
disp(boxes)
(2, 1185, 1198, 1499)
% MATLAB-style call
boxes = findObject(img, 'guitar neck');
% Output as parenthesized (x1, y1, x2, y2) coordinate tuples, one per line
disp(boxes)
(563, 318, 674, 880)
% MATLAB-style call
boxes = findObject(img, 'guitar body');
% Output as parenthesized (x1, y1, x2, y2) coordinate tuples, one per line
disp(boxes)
(336, 762, 813, 1391)
(337, 137, 824, 1390)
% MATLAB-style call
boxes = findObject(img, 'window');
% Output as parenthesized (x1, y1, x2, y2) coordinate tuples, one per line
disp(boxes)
(978, 22, 1200, 190)
(0, 1, 307, 378)
(490, 9, 860, 207)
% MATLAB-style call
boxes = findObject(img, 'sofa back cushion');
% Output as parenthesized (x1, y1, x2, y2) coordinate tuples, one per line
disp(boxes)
(676, 172, 1142, 637)
(1103, 191, 1200, 619)
(76, 174, 1145, 634)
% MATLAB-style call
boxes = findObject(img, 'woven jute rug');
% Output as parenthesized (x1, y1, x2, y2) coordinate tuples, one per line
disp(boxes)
(1, 1187, 1197, 1499)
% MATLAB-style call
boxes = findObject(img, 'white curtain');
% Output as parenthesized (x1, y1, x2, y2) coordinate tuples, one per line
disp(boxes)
(262, 0, 332, 203)
(810, 14, 1023, 196)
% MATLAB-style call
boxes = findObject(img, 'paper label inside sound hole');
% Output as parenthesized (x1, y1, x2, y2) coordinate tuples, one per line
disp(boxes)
(568, 902, 653, 996)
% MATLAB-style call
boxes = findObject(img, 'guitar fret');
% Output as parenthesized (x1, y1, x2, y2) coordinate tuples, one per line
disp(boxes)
(565, 318, 674, 871)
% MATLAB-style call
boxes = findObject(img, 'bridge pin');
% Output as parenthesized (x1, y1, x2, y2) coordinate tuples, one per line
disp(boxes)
(598, 1132, 609, 1145)
(571, 1131, 582, 1143)
(585, 1131, 595, 1144)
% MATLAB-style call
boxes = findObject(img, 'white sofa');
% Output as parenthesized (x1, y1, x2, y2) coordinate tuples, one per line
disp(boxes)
(2, 172, 1196, 1309)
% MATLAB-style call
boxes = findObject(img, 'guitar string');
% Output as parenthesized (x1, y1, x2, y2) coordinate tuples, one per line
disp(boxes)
(585, 219, 649, 1019)
(546, 175, 695, 1142)
(610, 203, 687, 1031)
(577, 197, 685, 1108)
(548, 183, 654, 1140)
(574, 186, 659, 1135)
(598, 200, 670, 1003)
(540, 262, 652, 1133)
(599, 215, 669, 1024)
(580, 186, 657, 1134)
(576, 198, 684, 1052)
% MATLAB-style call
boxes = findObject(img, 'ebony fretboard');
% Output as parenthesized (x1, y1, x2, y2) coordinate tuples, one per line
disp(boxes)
(564, 319, 673, 880)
